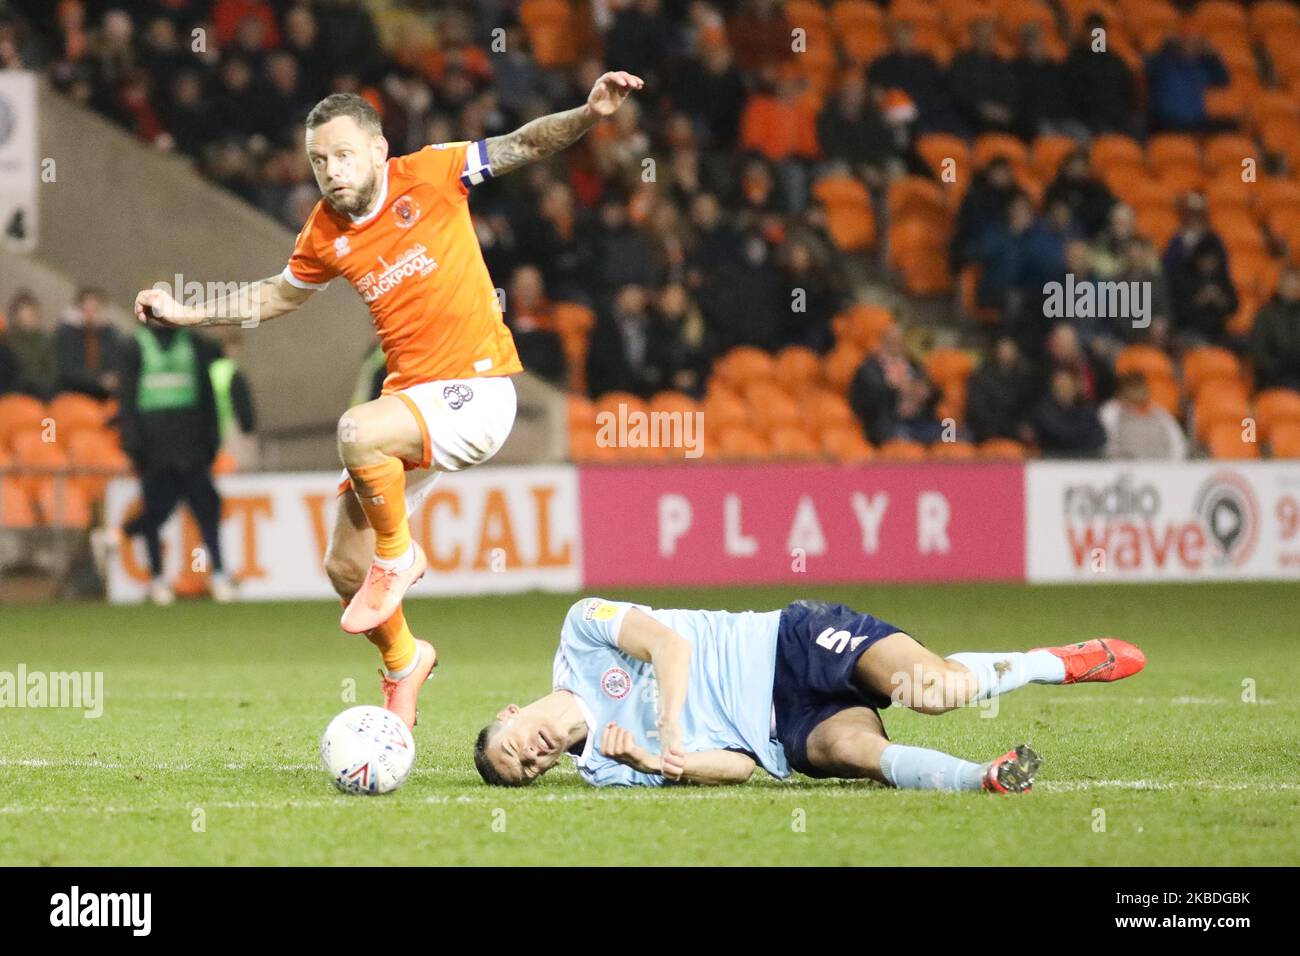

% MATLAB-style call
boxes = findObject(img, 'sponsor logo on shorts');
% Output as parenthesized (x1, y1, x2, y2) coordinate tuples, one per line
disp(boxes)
(443, 384, 474, 410)
(601, 667, 631, 699)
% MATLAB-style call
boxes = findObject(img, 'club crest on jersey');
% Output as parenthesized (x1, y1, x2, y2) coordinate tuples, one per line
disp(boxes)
(601, 667, 631, 700)
(392, 195, 421, 228)
(443, 384, 473, 409)
(334, 235, 351, 257)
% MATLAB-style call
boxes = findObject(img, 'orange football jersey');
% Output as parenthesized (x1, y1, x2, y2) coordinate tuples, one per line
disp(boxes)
(283, 141, 522, 392)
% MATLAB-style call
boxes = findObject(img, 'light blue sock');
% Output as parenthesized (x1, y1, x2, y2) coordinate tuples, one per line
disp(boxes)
(879, 743, 985, 791)
(946, 650, 1066, 702)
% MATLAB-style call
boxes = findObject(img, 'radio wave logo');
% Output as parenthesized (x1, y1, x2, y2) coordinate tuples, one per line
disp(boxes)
(1193, 471, 1260, 568)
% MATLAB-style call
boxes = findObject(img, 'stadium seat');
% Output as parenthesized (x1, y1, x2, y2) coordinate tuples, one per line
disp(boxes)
(1205, 171, 1254, 211)
(1030, 133, 1078, 182)
(0, 394, 46, 451)
(1181, 346, 1243, 399)
(823, 348, 868, 396)
(700, 387, 750, 430)
(1133, 204, 1179, 250)
(518, 0, 579, 68)
(567, 393, 594, 432)
(1149, 375, 1181, 417)
(813, 174, 876, 251)
(36, 480, 93, 529)
(1268, 420, 1300, 457)
(935, 381, 966, 426)
(1146, 133, 1201, 171)
(972, 133, 1030, 174)
(649, 390, 700, 418)
(877, 438, 927, 462)
(1251, 0, 1300, 37)
(568, 425, 619, 463)
(715, 424, 770, 461)
(554, 301, 595, 394)
(1252, 388, 1300, 441)
(928, 440, 976, 460)
(1090, 133, 1144, 172)
(0, 448, 37, 529)
(1204, 134, 1258, 176)
(1115, 344, 1176, 383)
(714, 346, 775, 390)
(768, 425, 821, 459)
(1207, 421, 1261, 459)
(773, 345, 823, 393)
(832, 304, 895, 351)
(1209, 206, 1266, 252)
(923, 347, 975, 391)
(1205, 84, 1248, 125)
(743, 380, 801, 432)
(66, 427, 131, 500)
(916, 132, 969, 184)
(801, 388, 857, 429)
(819, 423, 874, 461)
(830, 0, 884, 34)
(1193, 383, 1251, 444)
(977, 437, 1028, 459)
(887, 176, 949, 222)
(47, 392, 108, 441)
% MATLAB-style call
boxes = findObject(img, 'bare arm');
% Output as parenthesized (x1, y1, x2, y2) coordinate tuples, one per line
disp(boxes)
(600, 724, 757, 786)
(133, 272, 314, 328)
(483, 70, 643, 178)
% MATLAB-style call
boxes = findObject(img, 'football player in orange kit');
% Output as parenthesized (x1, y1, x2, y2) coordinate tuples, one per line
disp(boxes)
(133, 71, 645, 729)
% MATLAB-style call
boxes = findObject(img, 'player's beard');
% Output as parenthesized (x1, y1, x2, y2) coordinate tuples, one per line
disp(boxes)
(325, 167, 379, 217)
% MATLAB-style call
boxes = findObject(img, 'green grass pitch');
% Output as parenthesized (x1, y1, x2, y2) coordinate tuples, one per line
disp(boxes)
(1, 582, 1297, 866)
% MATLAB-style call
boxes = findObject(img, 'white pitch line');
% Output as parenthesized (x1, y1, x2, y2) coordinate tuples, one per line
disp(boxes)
(0, 780, 1297, 816)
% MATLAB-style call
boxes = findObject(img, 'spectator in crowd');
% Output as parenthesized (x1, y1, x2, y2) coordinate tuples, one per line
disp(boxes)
(1, 291, 57, 399)
(605, 0, 672, 88)
(953, 157, 1019, 272)
(1169, 237, 1238, 349)
(1039, 322, 1115, 406)
(1029, 368, 1107, 457)
(515, 181, 596, 305)
(0, 331, 15, 395)
(1145, 26, 1229, 133)
(974, 191, 1038, 313)
(778, 239, 842, 353)
(1116, 237, 1174, 348)
(56, 287, 121, 400)
(815, 69, 898, 189)
(672, 34, 746, 148)
(587, 284, 666, 399)
(1090, 202, 1138, 279)
(1014, 22, 1083, 140)
(868, 19, 964, 134)
(726, 0, 792, 76)
(1054, 238, 1125, 362)
(849, 325, 938, 444)
(1099, 372, 1187, 460)
(208, 334, 258, 470)
(654, 282, 715, 398)
(1251, 266, 1300, 391)
(1045, 149, 1115, 238)
(966, 336, 1035, 443)
(1064, 14, 1138, 135)
(163, 69, 215, 158)
(506, 265, 566, 388)
(103, 321, 235, 605)
(950, 17, 1017, 135)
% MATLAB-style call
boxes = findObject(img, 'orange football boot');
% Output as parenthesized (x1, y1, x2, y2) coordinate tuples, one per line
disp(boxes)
(1033, 638, 1147, 684)
(341, 542, 428, 634)
(380, 639, 438, 730)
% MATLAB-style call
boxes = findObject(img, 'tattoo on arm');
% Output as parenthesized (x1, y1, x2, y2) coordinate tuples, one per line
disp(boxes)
(484, 105, 597, 177)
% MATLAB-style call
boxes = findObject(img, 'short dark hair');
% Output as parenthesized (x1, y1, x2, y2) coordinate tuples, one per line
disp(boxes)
(474, 721, 522, 787)
(305, 93, 381, 136)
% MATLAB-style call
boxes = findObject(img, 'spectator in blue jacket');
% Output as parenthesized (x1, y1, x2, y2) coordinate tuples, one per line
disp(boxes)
(1145, 28, 1229, 132)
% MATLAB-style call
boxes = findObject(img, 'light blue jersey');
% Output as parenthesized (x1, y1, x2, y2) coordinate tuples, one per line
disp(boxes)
(552, 597, 791, 787)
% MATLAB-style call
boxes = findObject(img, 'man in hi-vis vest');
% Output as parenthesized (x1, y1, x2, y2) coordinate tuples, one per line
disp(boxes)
(101, 321, 234, 605)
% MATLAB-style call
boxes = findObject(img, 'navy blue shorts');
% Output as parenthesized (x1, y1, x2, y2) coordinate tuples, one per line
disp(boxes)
(772, 599, 910, 778)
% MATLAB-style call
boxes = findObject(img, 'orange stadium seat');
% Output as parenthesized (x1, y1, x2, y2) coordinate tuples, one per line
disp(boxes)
(1106, 167, 1174, 208)
(1182, 346, 1243, 398)
(924, 347, 975, 390)
(1116, 343, 1176, 383)
(887, 175, 950, 223)
(814, 174, 876, 251)
(936, 381, 966, 425)
(840, 22, 890, 66)
(0, 394, 46, 451)
(46, 392, 108, 440)
(1193, 383, 1251, 444)
(928, 439, 976, 460)
(768, 425, 821, 459)
(1031, 133, 1078, 182)
(649, 390, 700, 419)
(66, 427, 130, 501)
(1205, 171, 1254, 210)
(1146, 133, 1201, 171)
(1251, 0, 1300, 37)
(822, 343, 867, 394)
(700, 387, 750, 431)
(978, 437, 1029, 459)
(1193, 0, 1247, 31)
(916, 132, 969, 184)
(802, 388, 857, 429)
(1253, 388, 1300, 440)
(36, 479, 92, 529)
(567, 393, 594, 431)
(1205, 85, 1249, 125)
(877, 438, 927, 462)
(1207, 421, 1260, 459)
(715, 424, 770, 461)
(972, 133, 1030, 173)
(1257, 178, 1300, 217)
(594, 391, 647, 423)
(714, 346, 775, 390)
(1269, 420, 1300, 457)
(1211, 206, 1266, 252)
(833, 304, 895, 351)
(1156, 163, 1206, 196)
(553, 301, 595, 394)
(830, 0, 884, 34)
(1090, 133, 1144, 171)
(1149, 375, 1181, 417)
(819, 423, 874, 461)
(1229, 249, 1282, 302)
(773, 345, 823, 393)
(0, 447, 37, 528)
(744, 380, 802, 432)
(1133, 204, 1180, 251)
(518, 0, 578, 69)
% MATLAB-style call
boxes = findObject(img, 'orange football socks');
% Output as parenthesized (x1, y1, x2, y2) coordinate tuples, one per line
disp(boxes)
(339, 597, 418, 675)
(347, 457, 412, 564)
